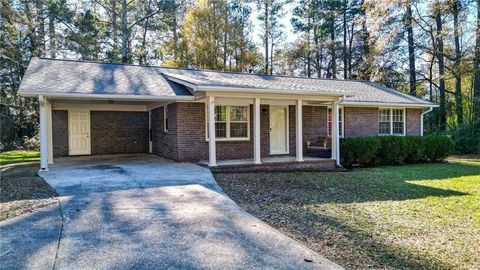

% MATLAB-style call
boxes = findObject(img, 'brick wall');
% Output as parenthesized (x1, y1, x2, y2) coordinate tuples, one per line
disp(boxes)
(288, 105, 296, 156)
(344, 107, 379, 137)
(91, 111, 148, 155)
(303, 105, 328, 144)
(406, 108, 422, 135)
(52, 110, 68, 157)
(175, 103, 260, 162)
(151, 104, 178, 160)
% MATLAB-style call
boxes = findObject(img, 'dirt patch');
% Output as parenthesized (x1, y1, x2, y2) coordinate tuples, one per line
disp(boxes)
(0, 164, 58, 221)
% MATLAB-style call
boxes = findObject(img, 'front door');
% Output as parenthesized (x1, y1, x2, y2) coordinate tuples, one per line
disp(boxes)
(68, 111, 91, 155)
(270, 106, 288, 155)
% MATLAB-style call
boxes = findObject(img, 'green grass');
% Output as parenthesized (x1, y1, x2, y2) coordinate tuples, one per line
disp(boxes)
(0, 151, 40, 165)
(215, 160, 480, 269)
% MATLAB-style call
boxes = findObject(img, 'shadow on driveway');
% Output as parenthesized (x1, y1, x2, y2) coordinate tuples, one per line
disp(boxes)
(1, 154, 341, 270)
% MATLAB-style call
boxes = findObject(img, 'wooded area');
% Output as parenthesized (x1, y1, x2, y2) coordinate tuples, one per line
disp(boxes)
(1, 0, 479, 153)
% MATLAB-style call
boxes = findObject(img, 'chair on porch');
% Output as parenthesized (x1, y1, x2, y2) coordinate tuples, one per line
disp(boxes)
(305, 135, 332, 159)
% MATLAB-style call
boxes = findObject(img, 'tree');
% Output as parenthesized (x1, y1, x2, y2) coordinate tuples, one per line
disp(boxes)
(434, 1, 447, 131)
(405, 0, 416, 96)
(474, 0, 480, 132)
(451, 0, 463, 124)
(255, 0, 285, 74)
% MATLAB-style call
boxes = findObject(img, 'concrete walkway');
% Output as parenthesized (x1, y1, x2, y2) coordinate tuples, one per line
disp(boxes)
(0, 154, 341, 270)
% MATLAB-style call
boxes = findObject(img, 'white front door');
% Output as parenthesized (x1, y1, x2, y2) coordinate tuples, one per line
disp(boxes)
(68, 111, 91, 155)
(270, 106, 288, 155)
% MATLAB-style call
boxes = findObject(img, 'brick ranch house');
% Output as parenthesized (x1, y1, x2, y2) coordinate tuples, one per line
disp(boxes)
(19, 58, 437, 171)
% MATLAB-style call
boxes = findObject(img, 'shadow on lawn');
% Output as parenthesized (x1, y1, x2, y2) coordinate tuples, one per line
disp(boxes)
(295, 208, 455, 269)
(266, 161, 479, 204)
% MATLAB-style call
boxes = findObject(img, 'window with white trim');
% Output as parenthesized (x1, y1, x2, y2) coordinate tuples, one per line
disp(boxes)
(164, 106, 169, 132)
(379, 108, 405, 135)
(206, 105, 250, 140)
(328, 107, 343, 137)
(392, 109, 404, 135)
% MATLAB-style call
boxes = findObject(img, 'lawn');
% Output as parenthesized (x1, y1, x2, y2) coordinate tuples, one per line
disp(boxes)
(215, 159, 480, 270)
(0, 150, 40, 165)
(0, 164, 57, 221)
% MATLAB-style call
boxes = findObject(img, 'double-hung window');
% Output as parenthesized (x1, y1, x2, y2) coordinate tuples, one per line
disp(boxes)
(379, 108, 405, 135)
(207, 105, 249, 140)
(328, 107, 343, 137)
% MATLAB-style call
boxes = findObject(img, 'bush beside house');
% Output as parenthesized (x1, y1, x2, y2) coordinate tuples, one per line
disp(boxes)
(340, 135, 454, 168)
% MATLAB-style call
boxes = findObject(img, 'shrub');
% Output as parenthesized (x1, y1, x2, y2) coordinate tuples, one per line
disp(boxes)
(340, 137, 381, 168)
(340, 135, 453, 168)
(453, 137, 480, 154)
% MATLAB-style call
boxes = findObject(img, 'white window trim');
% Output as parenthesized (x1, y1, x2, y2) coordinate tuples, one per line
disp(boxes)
(205, 104, 250, 141)
(327, 106, 344, 138)
(378, 108, 406, 136)
(163, 105, 168, 132)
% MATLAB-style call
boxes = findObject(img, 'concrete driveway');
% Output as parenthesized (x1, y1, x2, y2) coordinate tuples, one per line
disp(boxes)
(0, 154, 341, 270)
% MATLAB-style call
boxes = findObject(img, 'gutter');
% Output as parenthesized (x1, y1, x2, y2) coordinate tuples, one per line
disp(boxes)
(340, 101, 439, 108)
(18, 92, 196, 101)
(420, 107, 434, 136)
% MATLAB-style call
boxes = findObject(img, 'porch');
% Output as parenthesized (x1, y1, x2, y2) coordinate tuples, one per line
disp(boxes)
(199, 155, 336, 173)
(204, 95, 342, 169)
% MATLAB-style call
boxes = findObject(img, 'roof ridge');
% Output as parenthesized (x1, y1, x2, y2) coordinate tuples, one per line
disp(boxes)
(36, 57, 374, 84)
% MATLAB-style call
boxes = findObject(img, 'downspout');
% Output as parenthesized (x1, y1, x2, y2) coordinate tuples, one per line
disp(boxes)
(420, 107, 433, 136)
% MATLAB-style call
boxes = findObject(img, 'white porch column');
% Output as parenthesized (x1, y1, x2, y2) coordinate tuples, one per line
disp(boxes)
(253, 98, 261, 164)
(46, 99, 53, 164)
(208, 96, 217, 167)
(295, 99, 303, 162)
(39, 95, 48, 171)
(331, 101, 340, 166)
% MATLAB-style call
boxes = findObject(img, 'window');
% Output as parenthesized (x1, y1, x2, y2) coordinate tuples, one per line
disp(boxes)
(379, 108, 405, 135)
(164, 106, 169, 132)
(328, 107, 343, 137)
(392, 109, 404, 135)
(206, 105, 249, 140)
(378, 109, 391, 135)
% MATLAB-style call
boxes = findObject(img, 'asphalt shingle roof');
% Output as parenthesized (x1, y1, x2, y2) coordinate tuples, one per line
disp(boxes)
(19, 58, 191, 97)
(19, 58, 434, 106)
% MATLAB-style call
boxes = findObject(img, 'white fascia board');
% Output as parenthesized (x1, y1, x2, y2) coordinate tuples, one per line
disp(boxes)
(340, 101, 438, 108)
(198, 85, 355, 97)
(19, 92, 196, 101)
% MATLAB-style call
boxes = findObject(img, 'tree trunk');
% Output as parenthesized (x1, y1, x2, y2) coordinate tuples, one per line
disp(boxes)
(314, 28, 320, 78)
(307, 24, 311, 77)
(34, 0, 45, 57)
(223, 0, 228, 70)
(343, 0, 348, 80)
(453, 0, 463, 124)
(435, 3, 447, 131)
(112, 0, 118, 62)
(406, 2, 416, 96)
(264, 2, 269, 74)
(330, 18, 336, 79)
(474, 0, 480, 133)
(270, 36, 274, 75)
(48, 8, 56, 58)
(121, 0, 128, 63)
(139, 0, 152, 65)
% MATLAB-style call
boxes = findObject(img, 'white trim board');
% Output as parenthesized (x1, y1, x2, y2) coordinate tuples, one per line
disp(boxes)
(53, 103, 148, 111)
